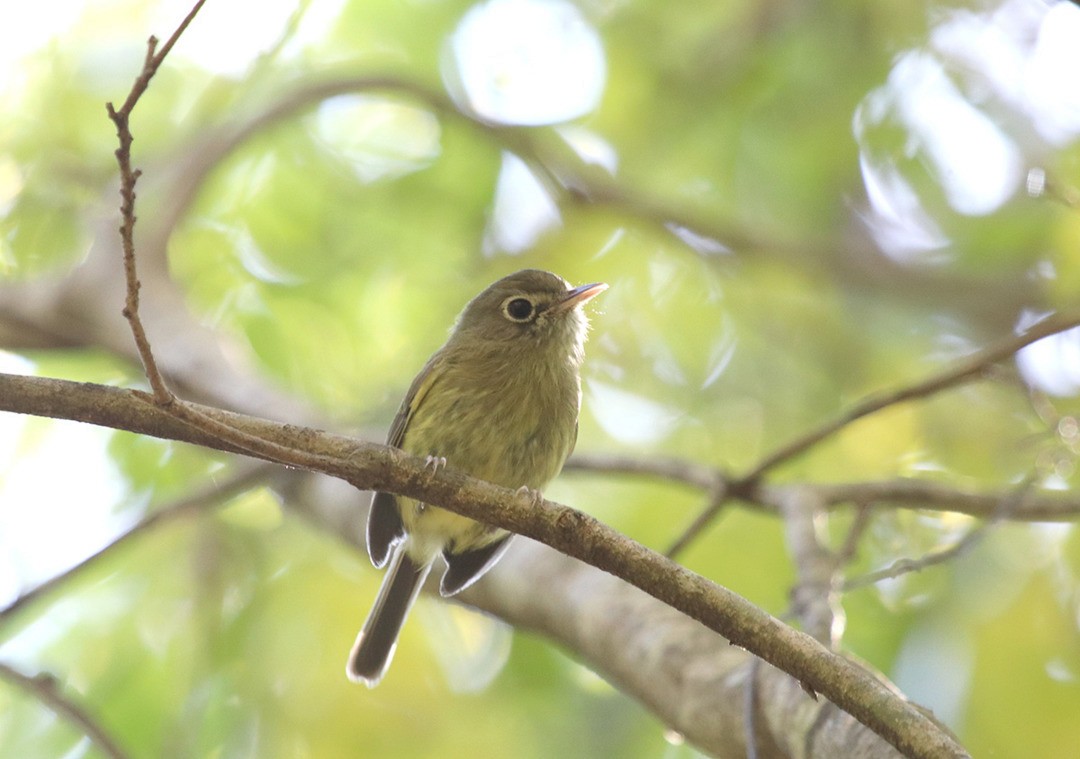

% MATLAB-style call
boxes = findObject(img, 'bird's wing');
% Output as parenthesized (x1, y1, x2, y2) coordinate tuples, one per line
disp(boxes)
(366, 353, 446, 567)
(440, 534, 513, 596)
(385, 352, 443, 448)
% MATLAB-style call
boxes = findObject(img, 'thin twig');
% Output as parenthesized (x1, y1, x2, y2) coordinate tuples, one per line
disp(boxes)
(101, 1, 339, 472)
(105, 0, 207, 403)
(0, 463, 272, 625)
(842, 476, 1033, 592)
(833, 503, 874, 569)
(744, 312, 1080, 482)
(0, 662, 131, 759)
(112, 0, 208, 118)
(665, 477, 730, 559)
(158, 394, 344, 474)
(666, 311, 1080, 554)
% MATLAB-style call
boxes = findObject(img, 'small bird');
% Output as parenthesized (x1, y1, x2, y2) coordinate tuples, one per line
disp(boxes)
(347, 269, 606, 686)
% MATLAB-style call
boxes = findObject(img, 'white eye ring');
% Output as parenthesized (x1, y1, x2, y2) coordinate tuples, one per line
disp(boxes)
(502, 296, 536, 322)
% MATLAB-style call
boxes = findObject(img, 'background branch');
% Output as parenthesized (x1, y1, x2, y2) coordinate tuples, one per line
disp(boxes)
(0, 462, 274, 626)
(665, 310, 1080, 552)
(565, 454, 1080, 522)
(842, 478, 1030, 592)
(0, 662, 130, 759)
(465, 543, 907, 759)
(744, 312, 1080, 481)
(781, 487, 842, 647)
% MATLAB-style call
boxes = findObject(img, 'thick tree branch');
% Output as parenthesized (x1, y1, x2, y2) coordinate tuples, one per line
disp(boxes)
(0, 371, 964, 759)
(465, 543, 907, 759)
(0, 456, 902, 758)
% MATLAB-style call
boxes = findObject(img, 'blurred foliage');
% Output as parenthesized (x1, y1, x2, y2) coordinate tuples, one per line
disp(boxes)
(3, 0, 1080, 757)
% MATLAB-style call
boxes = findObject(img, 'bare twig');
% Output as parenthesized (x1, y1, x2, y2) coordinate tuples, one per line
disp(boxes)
(834, 503, 875, 568)
(0, 662, 131, 759)
(101, 0, 349, 472)
(843, 477, 1032, 592)
(105, 0, 207, 402)
(0, 462, 273, 625)
(665, 477, 731, 558)
(745, 313, 1080, 482)
(666, 310, 1080, 553)
(159, 393, 357, 477)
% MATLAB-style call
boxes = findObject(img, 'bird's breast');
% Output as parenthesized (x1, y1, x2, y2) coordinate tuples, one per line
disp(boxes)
(401, 356, 580, 491)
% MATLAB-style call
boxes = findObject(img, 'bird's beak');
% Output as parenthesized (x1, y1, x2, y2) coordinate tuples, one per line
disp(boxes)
(550, 282, 608, 314)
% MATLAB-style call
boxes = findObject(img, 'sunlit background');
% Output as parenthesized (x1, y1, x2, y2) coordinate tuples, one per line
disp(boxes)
(2, 0, 1080, 757)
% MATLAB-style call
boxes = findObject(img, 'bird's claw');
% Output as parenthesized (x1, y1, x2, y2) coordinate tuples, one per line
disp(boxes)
(417, 455, 448, 513)
(515, 485, 545, 508)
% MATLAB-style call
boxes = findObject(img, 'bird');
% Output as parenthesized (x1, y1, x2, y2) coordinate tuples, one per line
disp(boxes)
(347, 269, 606, 686)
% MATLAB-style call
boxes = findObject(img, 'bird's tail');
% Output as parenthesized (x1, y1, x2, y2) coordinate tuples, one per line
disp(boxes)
(347, 548, 432, 686)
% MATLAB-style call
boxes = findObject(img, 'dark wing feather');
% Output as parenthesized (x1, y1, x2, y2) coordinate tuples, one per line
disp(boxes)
(440, 534, 513, 597)
(366, 492, 404, 568)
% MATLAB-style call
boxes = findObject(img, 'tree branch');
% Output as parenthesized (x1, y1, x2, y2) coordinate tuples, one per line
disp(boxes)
(105, 0, 208, 403)
(807, 479, 1080, 520)
(745, 313, 1080, 481)
(465, 542, 909, 759)
(565, 452, 1080, 522)
(842, 478, 1030, 592)
(0, 662, 130, 759)
(0, 371, 964, 758)
(781, 487, 843, 647)
(0, 462, 274, 625)
(665, 310, 1080, 552)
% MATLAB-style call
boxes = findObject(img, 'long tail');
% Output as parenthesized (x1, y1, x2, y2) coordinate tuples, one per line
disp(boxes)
(347, 548, 432, 686)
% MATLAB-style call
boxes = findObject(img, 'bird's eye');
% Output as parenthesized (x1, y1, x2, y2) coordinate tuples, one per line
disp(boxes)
(503, 297, 535, 322)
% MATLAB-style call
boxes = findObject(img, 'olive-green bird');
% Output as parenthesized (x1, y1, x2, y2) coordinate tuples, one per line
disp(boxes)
(347, 269, 606, 686)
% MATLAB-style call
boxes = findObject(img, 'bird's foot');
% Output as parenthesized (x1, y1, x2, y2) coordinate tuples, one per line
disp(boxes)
(424, 455, 447, 474)
(515, 485, 546, 509)
(416, 456, 448, 513)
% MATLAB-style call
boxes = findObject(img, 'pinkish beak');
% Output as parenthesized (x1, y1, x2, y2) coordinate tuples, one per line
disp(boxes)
(551, 281, 607, 313)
